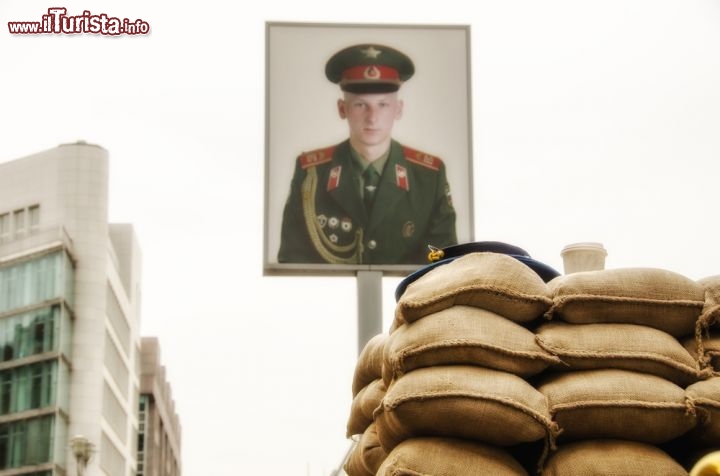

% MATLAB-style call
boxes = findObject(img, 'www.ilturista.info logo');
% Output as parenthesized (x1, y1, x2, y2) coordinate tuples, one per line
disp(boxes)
(8, 8, 150, 35)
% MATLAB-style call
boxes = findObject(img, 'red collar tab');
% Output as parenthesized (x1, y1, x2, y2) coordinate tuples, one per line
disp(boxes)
(395, 164, 409, 191)
(327, 165, 342, 191)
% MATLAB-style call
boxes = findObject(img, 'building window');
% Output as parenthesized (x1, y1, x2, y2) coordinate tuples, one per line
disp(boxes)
(0, 306, 61, 363)
(0, 214, 9, 243)
(0, 379, 10, 414)
(0, 251, 74, 314)
(0, 361, 57, 416)
(0, 415, 54, 469)
(137, 395, 148, 476)
(28, 205, 40, 235)
(0, 205, 40, 243)
(12, 210, 25, 239)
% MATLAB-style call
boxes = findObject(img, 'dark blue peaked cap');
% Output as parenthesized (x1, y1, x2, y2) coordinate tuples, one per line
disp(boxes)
(395, 241, 561, 301)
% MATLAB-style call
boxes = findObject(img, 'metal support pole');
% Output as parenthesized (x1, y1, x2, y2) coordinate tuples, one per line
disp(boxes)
(356, 270, 383, 355)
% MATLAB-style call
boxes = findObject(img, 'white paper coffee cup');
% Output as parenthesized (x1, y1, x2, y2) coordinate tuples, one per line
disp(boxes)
(561, 242, 607, 274)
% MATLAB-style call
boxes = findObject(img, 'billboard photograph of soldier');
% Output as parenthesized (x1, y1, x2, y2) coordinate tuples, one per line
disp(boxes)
(264, 23, 474, 275)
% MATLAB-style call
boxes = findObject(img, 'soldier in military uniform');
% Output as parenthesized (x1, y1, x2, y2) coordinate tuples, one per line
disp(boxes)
(278, 43, 457, 265)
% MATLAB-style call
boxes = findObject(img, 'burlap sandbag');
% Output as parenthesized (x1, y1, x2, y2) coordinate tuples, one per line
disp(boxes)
(542, 439, 688, 476)
(374, 365, 558, 452)
(352, 333, 387, 397)
(383, 306, 560, 385)
(683, 331, 720, 373)
(699, 275, 720, 321)
(344, 424, 388, 476)
(347, 379, 386, 437)
(537, 368, 696, 444)
(685, 377, 720, 446)
(546, 268, 705, 338)
(696, 276, 720, 372)
(395, 252, 553, 327)
(535, 322, 711, 386)
(377, 437, 529, 476)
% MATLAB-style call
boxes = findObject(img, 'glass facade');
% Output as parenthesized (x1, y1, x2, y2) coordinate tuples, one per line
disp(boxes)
(0, 250, 74, 472)
(137, 395, 148, 476)
(0, 305, 68, 362)
(0, 361, 57, 415)
(0, 251, 74, 313)
(0, 415, 54, 468)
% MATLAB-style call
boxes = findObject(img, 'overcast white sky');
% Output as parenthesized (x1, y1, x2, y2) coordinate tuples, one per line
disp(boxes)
(1, 1, 720, 474)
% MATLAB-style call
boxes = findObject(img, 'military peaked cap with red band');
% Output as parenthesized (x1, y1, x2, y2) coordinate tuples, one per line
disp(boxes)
(325, 44, 415, 93)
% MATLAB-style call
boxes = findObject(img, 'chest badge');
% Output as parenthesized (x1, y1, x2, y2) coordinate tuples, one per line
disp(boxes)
(402, 221, 415, 238)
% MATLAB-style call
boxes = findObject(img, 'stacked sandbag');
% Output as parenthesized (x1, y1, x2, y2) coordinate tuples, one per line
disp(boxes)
(344, 252, 720, 475)
(662, 376, 720, 473)
(683, 333, 720, 373)
(692, 276, 720, 372)
(382, 305, 560, 384)
(539, 267, 713, 474)
(672, 274, 720, 469)
(543, 268, 705, 338)
(684, 377, 720, 446)
(345, 334, 389, 475)
(542, 439, 688, 476)
(376, 252, 561, 473)
(350, 333, 387, 398)
(536, 368, 696, 444)
(535, 321, 708, 387)
(377, 437, 530, 476)
(345, 424, 386, 476)
(393, 252, 555, 330)
(375, 365, 556, 450)
(347, 379, 386, 438)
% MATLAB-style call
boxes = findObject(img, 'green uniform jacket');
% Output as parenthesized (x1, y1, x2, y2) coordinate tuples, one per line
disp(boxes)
(278, 139, 457, 265)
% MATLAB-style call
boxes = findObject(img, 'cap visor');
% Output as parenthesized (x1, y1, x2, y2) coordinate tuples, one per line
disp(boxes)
(341, 82, 400, 93)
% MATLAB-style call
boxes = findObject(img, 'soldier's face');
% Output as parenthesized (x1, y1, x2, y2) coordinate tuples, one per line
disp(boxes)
(338, 92, 404, 149)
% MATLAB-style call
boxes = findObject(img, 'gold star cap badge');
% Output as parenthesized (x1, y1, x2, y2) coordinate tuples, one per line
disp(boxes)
(325, 43, 415, 93)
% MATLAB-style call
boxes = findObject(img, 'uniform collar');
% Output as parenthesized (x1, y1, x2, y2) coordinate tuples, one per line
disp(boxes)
(350, 145, 390, 176)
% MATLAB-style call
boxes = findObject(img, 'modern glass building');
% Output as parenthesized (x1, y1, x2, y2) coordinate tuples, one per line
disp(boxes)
(0, 142, 179, 476)
(137, 338, 181, 476)
(0, 249, 74, 472)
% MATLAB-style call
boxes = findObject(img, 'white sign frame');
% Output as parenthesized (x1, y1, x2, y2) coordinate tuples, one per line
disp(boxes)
(263, 21, 475, 276)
